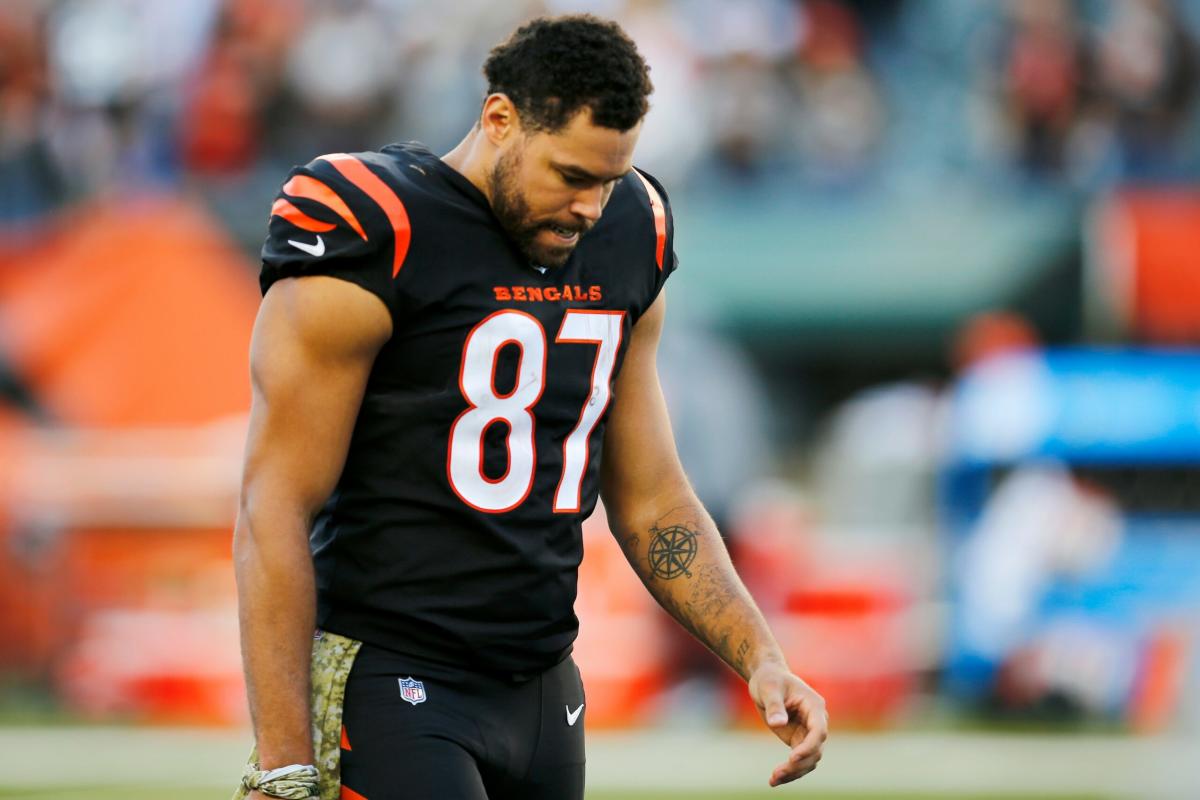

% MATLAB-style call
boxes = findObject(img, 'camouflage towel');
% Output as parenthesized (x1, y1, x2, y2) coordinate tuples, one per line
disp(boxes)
(232, 631, 363, 800)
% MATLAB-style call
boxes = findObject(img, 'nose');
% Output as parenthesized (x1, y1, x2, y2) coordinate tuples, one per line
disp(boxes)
(569, 185, 604, 223)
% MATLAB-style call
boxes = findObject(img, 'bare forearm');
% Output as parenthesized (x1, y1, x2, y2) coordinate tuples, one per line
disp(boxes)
(614, 499, 786, 681)
(234, 507, 317, 768)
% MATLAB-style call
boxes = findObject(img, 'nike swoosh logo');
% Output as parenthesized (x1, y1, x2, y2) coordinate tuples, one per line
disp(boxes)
(566, 703, 584, 726)
(287, 235, 325, 257)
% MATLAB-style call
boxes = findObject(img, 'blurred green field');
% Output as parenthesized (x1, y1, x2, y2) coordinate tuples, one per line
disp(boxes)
(0, 792, 1110, 800)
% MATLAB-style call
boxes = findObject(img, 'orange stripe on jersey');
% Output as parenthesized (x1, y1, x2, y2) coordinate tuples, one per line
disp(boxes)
(633, 169, 667, 270)
(341, 785, 368, 800)
(270, 197, 336, 233)
(282, 174, 368, 240)
(340, 724, 352, 751)
(320, 153, 412, 277)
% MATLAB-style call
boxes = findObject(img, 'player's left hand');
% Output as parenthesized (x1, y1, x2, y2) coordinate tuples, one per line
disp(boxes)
(747, 662, 828, 787)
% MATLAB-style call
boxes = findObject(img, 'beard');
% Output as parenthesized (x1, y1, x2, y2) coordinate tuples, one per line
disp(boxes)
(487, 147, 588, 270)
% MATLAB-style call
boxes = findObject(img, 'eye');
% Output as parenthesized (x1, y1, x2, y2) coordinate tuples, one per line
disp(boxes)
(561, 172, 591, 188)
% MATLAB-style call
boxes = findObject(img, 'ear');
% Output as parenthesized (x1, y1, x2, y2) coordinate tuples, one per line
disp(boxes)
(480, 93, 522, 146)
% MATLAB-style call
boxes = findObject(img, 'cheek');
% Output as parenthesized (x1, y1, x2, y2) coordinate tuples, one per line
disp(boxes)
(529, 190, 574, 221)
(518, 170, 572, 216)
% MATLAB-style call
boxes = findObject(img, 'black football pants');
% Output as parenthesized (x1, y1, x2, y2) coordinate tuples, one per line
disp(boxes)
(339, 643, 586, 800)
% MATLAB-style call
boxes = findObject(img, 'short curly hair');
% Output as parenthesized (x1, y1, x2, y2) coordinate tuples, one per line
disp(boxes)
(483, 15, 653, 133)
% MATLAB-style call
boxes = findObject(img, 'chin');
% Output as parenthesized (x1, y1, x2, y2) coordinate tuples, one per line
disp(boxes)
(527, 244, 575, 269)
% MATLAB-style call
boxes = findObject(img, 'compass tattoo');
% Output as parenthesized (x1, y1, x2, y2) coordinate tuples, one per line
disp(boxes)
(647, 522, 698, 580)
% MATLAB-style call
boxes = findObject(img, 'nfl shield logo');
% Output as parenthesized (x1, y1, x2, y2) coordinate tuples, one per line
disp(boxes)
(398, 676, 427, 706)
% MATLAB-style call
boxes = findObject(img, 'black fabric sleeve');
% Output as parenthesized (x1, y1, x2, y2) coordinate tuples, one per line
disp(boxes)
(259, 157, 399, 317)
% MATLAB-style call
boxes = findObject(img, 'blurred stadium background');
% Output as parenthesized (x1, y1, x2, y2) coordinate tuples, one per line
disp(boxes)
(3, 0, 1200, 797)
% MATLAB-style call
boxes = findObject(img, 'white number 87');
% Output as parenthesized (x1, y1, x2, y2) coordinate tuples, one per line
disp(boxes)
(447, 309, 625, 513)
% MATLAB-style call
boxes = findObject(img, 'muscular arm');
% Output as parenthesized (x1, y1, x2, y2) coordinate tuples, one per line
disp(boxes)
(600, 293, 780, 677)
(600, 292, 826, 785)
(234, 276, 391, 770)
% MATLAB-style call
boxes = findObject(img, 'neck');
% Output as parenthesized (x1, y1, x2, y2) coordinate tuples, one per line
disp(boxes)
(442, 127, 495, 204)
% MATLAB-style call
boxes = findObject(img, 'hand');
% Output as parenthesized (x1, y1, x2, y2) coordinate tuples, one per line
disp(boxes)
(747, 662, 828, 787)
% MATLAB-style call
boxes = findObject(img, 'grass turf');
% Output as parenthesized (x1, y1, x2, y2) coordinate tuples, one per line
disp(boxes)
(0, 791, 1113, 800)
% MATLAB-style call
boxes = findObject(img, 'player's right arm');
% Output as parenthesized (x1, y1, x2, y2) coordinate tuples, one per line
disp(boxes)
(234, 275, 391, 775)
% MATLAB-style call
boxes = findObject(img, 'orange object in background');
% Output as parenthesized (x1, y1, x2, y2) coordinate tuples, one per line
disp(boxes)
(0, 192, 258, 721)
(726, 578, 918, 729)
(728, 490, 921, 728)
(56, 527, 244, 725)
(0, 505, 63, 674)
(767, 582, 915, 727)
(0, 193, 258, 426)
(573, 503, 671, 727)
(1090, 190, 1200, 344)
(0, 423, 248, 723)
(1129, 624, 1191, 734)
(54, 525, 243, 724)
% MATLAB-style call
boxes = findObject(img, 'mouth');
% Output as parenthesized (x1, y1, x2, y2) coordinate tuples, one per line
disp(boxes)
(544, 224, 581, 246)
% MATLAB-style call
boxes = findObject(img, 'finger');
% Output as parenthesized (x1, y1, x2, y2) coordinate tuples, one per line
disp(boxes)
(790, 718, 827, 758)
(770, 750, 823, 786)
(765, 706, 788, 727)
(788, 697, 829, 755)
(772, 758, 820, 786)
(785, 750, 823, 773)
(770, 764, 816, 787)
(772, 726, 825, 786)
(758, 684, 789, 728)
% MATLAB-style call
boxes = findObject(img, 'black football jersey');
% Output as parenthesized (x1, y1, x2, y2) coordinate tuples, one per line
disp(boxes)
(260, 142, 677, 676)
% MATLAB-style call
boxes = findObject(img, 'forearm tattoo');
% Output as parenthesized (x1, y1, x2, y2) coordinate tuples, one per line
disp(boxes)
(633, 509, 763, 677)
(687, 564, 736, 617)
(647, 522, 698, 580)
(618, 532, 640, 558)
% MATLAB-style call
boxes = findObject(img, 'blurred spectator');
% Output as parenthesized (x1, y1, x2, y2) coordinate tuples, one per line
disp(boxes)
(389, 0, 547, 153)
(789, 0, 885, 186)
(0, 2, 62, 223)
(181, 0, 305, 176)
(276, 1, 401, 158)
(813, 311, 1040, 535)
(1090, 0, 1199, 181)
(956, 465, 1122, 689)
(41, 0, 218, 192)
(684, 0, 803, 179)
(972, 0, 1200, 188)
(973, 0, 1091, 181)
(617, 0, 708, 188)
(5, 0, 1198, 231)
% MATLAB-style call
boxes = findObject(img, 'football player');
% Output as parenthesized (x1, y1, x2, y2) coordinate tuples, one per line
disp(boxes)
(234, 14, 826, 800)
